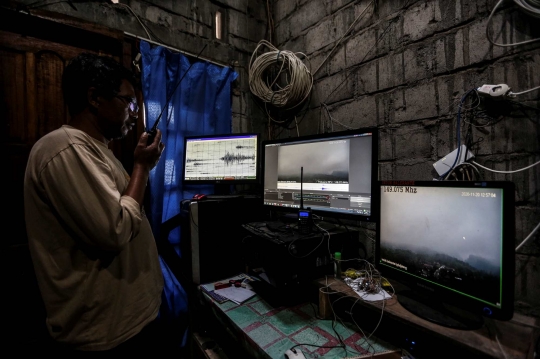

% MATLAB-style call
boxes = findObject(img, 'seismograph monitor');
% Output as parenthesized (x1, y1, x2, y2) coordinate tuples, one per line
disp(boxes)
(182, 133, 260, 185)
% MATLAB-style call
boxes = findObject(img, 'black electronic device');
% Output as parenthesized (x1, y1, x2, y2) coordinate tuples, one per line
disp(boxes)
(146, 44, 207, 145)
(242, 220, 359, 307)
(182, 133, 261, 194)
(190, 197, 265, 285)
(262, 127, 378, 222)
(376, 180, 515, 329)
(297, 208, 312, 234)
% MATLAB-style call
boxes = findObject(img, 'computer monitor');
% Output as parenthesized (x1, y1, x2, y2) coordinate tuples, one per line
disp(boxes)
(182, 133, 260, 185)
(262, 128, 378, 222)
(376, 180, 515, 329)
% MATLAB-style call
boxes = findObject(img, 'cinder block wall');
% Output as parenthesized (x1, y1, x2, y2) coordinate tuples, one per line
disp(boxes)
(273, 0, 539, 316)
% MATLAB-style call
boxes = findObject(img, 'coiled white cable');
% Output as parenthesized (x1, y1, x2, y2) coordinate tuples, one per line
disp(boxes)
(487, 0, 540, 47)
(249, 40, 313, 110)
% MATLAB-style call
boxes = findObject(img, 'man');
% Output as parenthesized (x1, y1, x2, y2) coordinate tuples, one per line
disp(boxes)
(24, 53, 166, 354)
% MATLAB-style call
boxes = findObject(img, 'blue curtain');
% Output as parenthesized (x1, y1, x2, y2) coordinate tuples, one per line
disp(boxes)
(140, 40, 238, 347)
(141, 40, 238, 245)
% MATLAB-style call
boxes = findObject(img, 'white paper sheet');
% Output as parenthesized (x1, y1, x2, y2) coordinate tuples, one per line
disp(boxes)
(214, 286, 256, 304)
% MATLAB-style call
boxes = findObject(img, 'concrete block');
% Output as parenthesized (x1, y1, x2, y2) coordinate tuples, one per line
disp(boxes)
(435, 118, 457, 159)
(309, 51, 329, 80)
(328, 47, 346, 76)
(468, 17, 492, 65)
(515, 254, 540, 309)
(143, 0, 173, 12)
(246, 0, 268, 22)
(394, 124, 432, 160)
(375, 18, 403, 57)
(436, 75, 465, 118)
(379, 127, 394, 161)
(304, 20, 334, 54)
(379, 53, 405, 91)
(228, 35, 256, 55)
(434, 29, 465, 74)
(274, 0, 297, 23)
(393, 82, 438, 123)
(329, 95, 378, 130)
(515, 208, 540, 254)
(171, 1, 191, 15)
(403, 1, 437, 43)
(489, 11, 511, 59)
(172, 14, 198, 35)
(345, 27, 377, 66)
(312, 72, 354, 105)
(219, 0, 248, 13)
(278, 36, 307, 59)
(376, 0, 412, 20)
(394, 160, 434, 180)
(378, 162, 394, 181)
(275, 22, 291, 47)
(190, 1, 214, 27)
(328, 0, 357, 14)
(492, 119, 540, 154)
(356, 59, 377, 95)
(289, 1, 328, 40)
(145, 5, 172, 27)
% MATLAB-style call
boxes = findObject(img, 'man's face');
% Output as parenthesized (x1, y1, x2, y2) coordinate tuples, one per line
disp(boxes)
(98, 79, 138, 140)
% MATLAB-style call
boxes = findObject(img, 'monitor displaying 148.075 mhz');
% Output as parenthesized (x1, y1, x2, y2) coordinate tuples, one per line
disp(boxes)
(182, 133, 260, 184)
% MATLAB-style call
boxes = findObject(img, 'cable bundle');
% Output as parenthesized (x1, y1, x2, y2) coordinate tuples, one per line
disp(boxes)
(249, 40, 313, 110)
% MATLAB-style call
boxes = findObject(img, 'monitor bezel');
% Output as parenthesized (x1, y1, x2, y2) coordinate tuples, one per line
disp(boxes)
(181, 132, 261, 185)
(261, 127, 379, 222)
(375, 180, 515, 321)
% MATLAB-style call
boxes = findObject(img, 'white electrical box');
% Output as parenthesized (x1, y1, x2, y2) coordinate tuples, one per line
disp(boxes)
(433, 145, 474, 176)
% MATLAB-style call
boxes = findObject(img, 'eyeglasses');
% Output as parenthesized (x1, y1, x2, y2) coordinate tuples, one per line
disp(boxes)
(115, 95, 139, 113)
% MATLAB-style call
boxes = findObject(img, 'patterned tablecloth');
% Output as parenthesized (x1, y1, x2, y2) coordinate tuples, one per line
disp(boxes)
(201, 290, 400, 359)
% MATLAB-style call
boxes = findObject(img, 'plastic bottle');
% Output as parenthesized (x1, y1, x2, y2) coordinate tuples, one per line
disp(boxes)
(334, 252, 342, 278)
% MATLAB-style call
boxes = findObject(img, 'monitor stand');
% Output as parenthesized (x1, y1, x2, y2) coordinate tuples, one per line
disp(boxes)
(213, 183, 232, 195)
(397, 290, 484, 330)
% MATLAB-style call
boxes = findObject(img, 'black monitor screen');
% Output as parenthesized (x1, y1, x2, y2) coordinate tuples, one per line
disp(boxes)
(376, 180, 515, 327)
(182, 133, 260, 184)
(262, 128, 378, 222)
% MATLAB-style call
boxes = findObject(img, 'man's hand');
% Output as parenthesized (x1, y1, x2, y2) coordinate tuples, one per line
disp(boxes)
(134, 129, 165, 171)
(124, 129, 165, 205)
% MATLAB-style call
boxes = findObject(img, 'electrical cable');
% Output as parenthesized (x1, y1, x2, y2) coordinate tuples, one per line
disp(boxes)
(312, 0, 375, 76)
(486, 0, 540, 47)
(515, 221, 540, 251)
(321, 0, 412, 107)
(249, 40, 313, 111)
(116, 3, 153, 41)
(471, 159, 540, 173)
(509, 85, 540, 96)
(439, 89, 478, 180)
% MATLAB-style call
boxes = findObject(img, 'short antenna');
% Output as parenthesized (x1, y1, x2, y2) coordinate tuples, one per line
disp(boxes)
(300, 166, 304, 210)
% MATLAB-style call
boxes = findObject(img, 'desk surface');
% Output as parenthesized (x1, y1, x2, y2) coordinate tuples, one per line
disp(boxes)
(316, 278, 539, 359)
(199, 288, 400, 359)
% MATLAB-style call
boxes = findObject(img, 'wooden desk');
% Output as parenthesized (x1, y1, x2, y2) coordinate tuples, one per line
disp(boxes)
(196, 284, 402, 359)
(316, 278, 539, 359)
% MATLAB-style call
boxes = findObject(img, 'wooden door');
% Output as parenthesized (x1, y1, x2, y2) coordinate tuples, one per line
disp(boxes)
(0, 5, 135, 348)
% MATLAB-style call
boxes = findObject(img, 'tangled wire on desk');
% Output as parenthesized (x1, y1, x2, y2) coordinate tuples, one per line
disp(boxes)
(314, 259, 396, 356)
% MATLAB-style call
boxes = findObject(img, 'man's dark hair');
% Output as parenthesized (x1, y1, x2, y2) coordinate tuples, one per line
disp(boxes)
(62, 53, 137, 116)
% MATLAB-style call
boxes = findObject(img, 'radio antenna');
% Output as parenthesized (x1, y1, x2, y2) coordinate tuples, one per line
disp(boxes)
(146, 43, 208, 144)
(300, 166, 304, 210)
